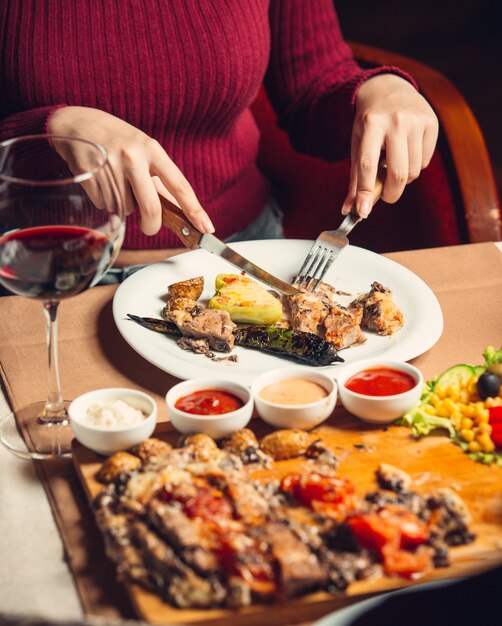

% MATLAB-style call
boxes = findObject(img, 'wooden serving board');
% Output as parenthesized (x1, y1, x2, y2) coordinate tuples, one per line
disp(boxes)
(73, 409, 502, 626)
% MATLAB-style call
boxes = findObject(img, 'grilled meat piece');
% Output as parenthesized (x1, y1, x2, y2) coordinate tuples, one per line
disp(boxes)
(259, 521, 328, 597)
(93, 494, 151, 587)
(177, 336, 214, 356)
(147, 498, 220, 576)
(323, 549, 380, 592)
(289, 290, 329, 334)
(350, 281, 404, 336)
(324, 304, 366, 350)
(132, 520, 226, 608)
(169, 307, 236, 352)
(425, 488, 475, 546)
(376, 463, 412, 494)
(306, 440, 340, 470)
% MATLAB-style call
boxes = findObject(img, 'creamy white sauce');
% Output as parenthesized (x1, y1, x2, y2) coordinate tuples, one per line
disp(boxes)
(259, 378, 328, 405)
(83, 399, 146, 429)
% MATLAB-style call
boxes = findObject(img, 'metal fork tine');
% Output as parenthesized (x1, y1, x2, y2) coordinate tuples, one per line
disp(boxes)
(303, 247, 329, 291)
(311, 250, 336, 292)
(295, 244, 321, 286)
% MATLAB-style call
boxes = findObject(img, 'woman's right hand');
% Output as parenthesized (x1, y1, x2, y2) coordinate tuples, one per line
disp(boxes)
(48, 106, 214, 235)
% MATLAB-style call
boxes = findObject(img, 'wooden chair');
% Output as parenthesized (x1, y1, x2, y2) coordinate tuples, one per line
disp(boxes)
(251, 42, 501, 253)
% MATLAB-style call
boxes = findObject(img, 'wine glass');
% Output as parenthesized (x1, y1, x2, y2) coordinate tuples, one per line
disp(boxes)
(0, 135, 125, 459)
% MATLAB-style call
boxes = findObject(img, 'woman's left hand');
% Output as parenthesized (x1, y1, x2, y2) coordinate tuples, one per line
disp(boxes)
(341, 74, 439, 218)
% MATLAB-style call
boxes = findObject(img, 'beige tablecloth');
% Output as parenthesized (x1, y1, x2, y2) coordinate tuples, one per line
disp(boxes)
(1, 242, 502, 623)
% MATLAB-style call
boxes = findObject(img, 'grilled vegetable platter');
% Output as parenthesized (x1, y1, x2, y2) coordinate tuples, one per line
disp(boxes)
(73, 414, 502, 625)
(399, 345, 502, 466)
(127, 273, 405, 367)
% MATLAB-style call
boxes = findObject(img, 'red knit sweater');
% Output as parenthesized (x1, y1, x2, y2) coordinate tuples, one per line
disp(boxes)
(0, 0, 412, 249)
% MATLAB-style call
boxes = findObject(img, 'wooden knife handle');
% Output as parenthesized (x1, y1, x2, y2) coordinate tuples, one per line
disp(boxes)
(159, 195, 202, 250)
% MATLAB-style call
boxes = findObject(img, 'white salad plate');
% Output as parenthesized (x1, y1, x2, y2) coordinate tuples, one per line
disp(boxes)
(112, 239, 443, 385)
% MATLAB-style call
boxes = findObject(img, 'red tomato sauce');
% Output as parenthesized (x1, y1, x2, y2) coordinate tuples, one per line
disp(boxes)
(345, 367, 416, 396)
(175, 389, 243, 415)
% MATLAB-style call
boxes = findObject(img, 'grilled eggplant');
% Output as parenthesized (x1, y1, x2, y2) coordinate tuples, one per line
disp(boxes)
(233, 326, 342, 366)
(127, 315, 342, 366)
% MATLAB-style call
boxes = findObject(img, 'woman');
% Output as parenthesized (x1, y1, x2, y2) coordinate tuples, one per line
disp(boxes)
(0, 1, 438, 250)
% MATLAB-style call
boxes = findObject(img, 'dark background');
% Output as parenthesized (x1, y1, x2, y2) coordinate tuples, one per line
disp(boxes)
(336, 0, 502, 202)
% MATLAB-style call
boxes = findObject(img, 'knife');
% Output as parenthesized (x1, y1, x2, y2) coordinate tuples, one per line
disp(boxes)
(159, 195, 300, 295)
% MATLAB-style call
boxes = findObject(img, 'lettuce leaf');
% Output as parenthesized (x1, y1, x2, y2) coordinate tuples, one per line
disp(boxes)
(397, 407, 456, 438)
(483, 345, 502, 367)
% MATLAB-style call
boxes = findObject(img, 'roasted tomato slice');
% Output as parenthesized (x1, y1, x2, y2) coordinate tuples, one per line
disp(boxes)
(381, 545, 432, 578)
(161, 479, 234, 522)
(347, 506, 431, 578)
(281, 472, 355, 516)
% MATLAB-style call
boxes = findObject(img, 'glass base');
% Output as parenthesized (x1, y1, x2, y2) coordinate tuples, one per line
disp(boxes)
(0, 401, 73, 460)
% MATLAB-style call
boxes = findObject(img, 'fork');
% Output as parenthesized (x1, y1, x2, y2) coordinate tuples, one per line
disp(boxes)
(294, 170, 385, 292)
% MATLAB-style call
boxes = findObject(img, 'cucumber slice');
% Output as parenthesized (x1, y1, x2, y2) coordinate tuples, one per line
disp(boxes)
(433, 364, 475, 391)
(473, 365, 486, 377)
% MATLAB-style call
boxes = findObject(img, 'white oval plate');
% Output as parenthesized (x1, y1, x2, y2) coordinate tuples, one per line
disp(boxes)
(112, 239, 443, 385)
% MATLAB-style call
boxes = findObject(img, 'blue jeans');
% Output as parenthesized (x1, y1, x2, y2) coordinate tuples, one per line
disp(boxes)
(98, 200, 284, 285)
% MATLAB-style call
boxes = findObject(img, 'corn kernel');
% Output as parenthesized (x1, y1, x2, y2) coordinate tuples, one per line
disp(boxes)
(475, 407, 489, 421)
(468, 441, 481, 453)
(477, 433, 495, 451)
(460, 429, 475, 442)
(436, 387, 446, 399)
(464, 404, 475, 418)
(424, 405, 436, 415)
(478, 423, 492, 435)
(477, 412, 489, 424)
(461, 417, 473, 430)
(429, 393, 440, 406)
(436, 406, 450, 418)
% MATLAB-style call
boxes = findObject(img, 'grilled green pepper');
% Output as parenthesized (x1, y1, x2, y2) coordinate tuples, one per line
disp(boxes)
(126, 315, 342, 366)
(208, 274, 283, 325)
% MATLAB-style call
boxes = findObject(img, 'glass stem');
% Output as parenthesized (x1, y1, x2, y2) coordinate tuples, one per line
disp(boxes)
(42, 300, 66, 422)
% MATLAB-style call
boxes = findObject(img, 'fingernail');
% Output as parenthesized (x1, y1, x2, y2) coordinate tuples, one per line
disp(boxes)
(341, 206, 349, 215)
(202, 218, 215, 234)
(359, 200, 371, 218)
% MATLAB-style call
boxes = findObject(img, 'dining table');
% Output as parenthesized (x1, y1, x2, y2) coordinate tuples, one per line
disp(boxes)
(1, 241, 502, 626)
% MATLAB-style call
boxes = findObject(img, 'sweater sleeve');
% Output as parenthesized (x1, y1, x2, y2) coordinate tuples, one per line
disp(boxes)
(264, 0, 418, 162)
(0, 105, 66, 141)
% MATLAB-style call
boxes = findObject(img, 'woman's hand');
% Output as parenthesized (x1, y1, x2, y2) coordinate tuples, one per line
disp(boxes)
(48, 106, 214, 235)
(341, 74, 439, 218)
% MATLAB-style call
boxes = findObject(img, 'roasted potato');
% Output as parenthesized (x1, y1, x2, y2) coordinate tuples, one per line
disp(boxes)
(221, 428, 259, 454)
(168, 276, 204, 301)
(130, 438, 173, 464)
(179, 433, 218, 462)
(260, 429, 319, 461)
(96, 451, 141, 483)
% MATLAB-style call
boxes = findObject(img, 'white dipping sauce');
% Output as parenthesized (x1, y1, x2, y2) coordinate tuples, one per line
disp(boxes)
(83, 399, 146, 429)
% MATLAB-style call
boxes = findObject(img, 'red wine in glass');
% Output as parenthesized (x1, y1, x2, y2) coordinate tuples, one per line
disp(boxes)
(0, 225, 114, 300)
(0, 134, 125, 460)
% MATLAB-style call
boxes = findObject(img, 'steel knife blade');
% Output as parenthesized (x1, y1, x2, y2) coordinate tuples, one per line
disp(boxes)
(160, 195, 300, 295)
